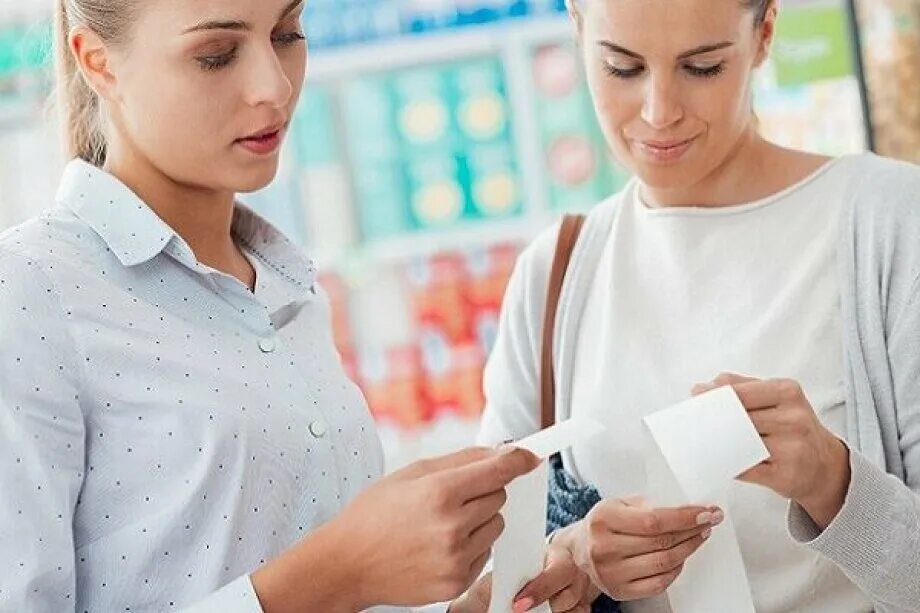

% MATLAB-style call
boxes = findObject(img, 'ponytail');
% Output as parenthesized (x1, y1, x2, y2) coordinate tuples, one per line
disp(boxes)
(53, 0, 108, 166)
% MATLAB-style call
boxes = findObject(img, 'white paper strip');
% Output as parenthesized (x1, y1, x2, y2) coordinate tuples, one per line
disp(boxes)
(489, 418, 605, 613)
(515, 417, 606, 460)
(642, 386, 770, 613)
(490, 462, 552, 613)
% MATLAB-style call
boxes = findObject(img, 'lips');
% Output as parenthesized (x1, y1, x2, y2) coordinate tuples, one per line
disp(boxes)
(235, 122, 286, 155)
(633, 136, 697, 163)
(241, 124, 285, 141)
(641, 138, 694, 151)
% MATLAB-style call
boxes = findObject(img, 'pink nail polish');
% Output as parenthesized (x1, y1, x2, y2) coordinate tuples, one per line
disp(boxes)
(513, 597, 535, 612)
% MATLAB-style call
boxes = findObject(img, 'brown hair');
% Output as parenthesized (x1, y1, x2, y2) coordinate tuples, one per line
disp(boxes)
(53, 1, 139, 167)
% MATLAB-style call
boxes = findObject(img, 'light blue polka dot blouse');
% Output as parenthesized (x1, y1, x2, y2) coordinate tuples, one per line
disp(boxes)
(0, 160, 389, 612)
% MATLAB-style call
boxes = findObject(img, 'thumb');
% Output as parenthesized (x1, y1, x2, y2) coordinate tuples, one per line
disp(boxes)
(397, 447, 496, 479)
(692, 372, 759, 396)
(468, 572, 493, 609)
(515, 545, 576, 607)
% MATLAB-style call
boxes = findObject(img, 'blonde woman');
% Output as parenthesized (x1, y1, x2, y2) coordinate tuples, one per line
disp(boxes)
(480, 0, 920, 611)
(0, 1, 595, 611)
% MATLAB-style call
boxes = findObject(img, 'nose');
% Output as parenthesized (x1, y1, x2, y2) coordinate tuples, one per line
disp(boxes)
(640, 74, 683, 130)
(244, 44, 295, 110)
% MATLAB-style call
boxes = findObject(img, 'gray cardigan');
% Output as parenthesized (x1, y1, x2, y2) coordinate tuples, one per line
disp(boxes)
(481, 153, 920, 612)
(804, 153, 920, 612)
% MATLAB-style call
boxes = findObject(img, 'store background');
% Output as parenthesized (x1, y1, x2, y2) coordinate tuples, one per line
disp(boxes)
(1, 0, 918, 469)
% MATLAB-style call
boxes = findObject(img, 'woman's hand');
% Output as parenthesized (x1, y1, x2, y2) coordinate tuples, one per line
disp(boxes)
(693, 373, 851, 529)
(252, 446, 539, 613)
(449, 543, 597, 613)
(553, 498, 722, 601)
(515, 542, 598, 612)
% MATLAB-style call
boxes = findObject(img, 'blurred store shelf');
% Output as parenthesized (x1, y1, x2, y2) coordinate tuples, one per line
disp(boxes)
(309, 15, 572, 81)
(363, 215, 550, 264)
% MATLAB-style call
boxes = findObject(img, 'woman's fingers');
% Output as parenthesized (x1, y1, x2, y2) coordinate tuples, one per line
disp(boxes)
(611, 522, 716, 558)
(617, 530, 710, 582)
(592, 498, 717, 537)
(514, 557, 576, 607)
(548, 579, 586, 611)
(466, 513, 506, 559)
(459, 489, 507, 532)
(441, 448, 540, 504)
(614, 564, 684, 601)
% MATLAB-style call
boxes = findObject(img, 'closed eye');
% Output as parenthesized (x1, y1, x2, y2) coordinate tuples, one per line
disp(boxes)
(602, 62, 726, 79)
(197, 48, 238, 71)
(603, 63, 645, 79)
(272, 31, 306, 46)
(684, 63, 725, 78)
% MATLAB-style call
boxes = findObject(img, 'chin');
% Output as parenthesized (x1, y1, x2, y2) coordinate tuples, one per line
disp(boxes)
(227, 160, 281, 194)
(621, 146, 711, 194)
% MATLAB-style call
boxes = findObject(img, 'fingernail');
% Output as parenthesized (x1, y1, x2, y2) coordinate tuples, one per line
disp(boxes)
(701, 528, 712, 540)
(513, 597, 534, 612)
(696, 511, 713, 525)
(711, 510, 725, 525)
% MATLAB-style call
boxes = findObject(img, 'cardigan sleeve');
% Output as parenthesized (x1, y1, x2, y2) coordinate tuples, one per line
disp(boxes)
(787, 265, 920, 612)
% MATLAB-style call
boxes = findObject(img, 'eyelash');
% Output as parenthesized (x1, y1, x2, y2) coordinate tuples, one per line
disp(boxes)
(686, 63, 725, 78)
(196, 30, 307, 72)
(602, 63, 726, 80)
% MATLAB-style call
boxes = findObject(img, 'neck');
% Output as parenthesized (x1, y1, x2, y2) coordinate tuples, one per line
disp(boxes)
(103, 142, 255, 289)
(641, 126, 781, 209)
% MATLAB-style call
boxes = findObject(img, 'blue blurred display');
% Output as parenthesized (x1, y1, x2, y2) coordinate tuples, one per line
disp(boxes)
(305, 0, 567, 48)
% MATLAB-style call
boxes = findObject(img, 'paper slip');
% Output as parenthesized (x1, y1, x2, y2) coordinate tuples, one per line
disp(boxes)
(642, 385, 770, 613)
(489, 418, 605, 613)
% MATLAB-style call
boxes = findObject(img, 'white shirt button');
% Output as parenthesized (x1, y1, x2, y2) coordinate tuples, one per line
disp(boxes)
(259, 337, 276, 353)
(309, 420, 327, 439)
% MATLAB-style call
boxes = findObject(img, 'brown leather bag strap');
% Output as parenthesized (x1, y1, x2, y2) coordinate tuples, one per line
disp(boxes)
(540, 214, 586, 431)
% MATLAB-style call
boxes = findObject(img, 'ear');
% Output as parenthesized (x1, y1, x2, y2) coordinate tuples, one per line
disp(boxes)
(566, 0, 584, 38)
(753, 2, 779, 68)
(70, 26, 120, 102)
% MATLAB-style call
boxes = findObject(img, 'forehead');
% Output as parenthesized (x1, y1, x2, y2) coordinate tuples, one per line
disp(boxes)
(584, 0, 755, 53)
(137, 0, 300, 31)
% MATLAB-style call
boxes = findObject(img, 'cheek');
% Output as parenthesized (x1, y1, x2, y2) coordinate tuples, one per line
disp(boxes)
(285, 61, 307, 110)
(127, 66, 231, 153)
(586, 70, 635, 132)
(116, 63, 239, 189)
(288, 49, 308, 92)
(693, 73, 752, 136)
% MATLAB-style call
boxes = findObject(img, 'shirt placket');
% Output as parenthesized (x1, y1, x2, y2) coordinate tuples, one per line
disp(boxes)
(247, 258, 348, 519)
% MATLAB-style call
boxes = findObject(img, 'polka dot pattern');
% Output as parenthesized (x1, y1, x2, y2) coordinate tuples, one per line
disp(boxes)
(0, 160, 385, 612)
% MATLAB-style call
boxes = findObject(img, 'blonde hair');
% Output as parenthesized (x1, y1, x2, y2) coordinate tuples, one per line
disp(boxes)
(53, 0, 138, 166)
(568, 0, 774, 27)
(743, 0, 772, 26)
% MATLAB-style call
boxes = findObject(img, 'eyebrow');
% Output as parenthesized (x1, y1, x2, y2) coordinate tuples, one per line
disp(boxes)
(597, 41, 735, 60)
(183, 0, 304, 34)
